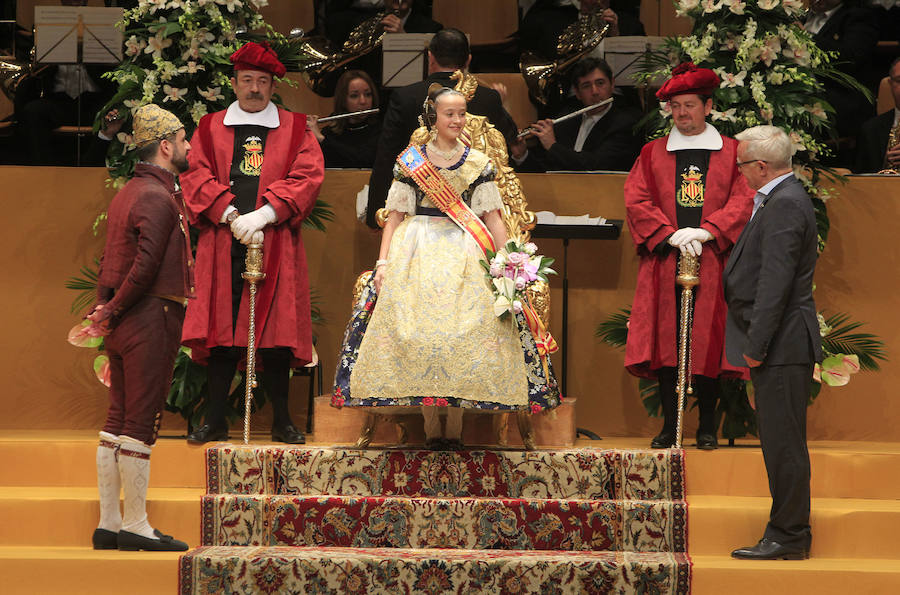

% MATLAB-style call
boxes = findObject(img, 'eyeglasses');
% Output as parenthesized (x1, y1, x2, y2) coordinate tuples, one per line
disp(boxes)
(736, 159, 767, 168)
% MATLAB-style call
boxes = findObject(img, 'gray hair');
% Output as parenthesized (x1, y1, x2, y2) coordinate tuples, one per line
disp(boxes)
(734, 125, 794, 169)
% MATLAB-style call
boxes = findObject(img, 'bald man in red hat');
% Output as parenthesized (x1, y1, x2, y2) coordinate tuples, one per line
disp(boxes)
(623, 62, 754, 450)
(181, 41, 324, 444)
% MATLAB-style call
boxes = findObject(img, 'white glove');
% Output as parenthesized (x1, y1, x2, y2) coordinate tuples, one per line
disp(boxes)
(250, 230, 264, 245)
(231, 205, 276, 244)
(681, 239, 704, 257)
(668, 227, 713, 248)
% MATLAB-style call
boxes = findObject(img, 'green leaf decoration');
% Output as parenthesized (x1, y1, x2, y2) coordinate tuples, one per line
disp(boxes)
(595, 307, 631, 350)
(821, 312, 887, 372)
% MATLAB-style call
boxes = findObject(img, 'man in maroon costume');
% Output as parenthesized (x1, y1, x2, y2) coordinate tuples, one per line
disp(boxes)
(624, 63, 753, 450)
(181, 42, 325, 444)
(82, 104, 193, 551)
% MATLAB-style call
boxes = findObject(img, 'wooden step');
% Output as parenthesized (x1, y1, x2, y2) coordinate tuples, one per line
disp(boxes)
(688, 495, 900, 559)
(0, 487, 202, 548)
(685, 440, 900, 499)
(0, 547, 179, 595)
(690, 555, 900, 594)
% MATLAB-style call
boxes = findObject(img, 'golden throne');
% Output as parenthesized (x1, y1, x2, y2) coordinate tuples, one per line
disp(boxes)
(353, 71, 551, 450)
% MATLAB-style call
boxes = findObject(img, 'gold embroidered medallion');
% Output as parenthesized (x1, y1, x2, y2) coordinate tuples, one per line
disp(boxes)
(239, 136, 264, 177)
(677, 165, 704, 208)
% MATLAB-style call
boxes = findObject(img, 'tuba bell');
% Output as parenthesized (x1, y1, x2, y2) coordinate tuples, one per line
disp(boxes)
(298, 11, 393, 96)
(519, 11, 610, 106)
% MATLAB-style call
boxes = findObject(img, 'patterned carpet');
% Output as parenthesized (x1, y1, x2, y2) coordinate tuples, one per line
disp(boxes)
(180, 446, 690, 594)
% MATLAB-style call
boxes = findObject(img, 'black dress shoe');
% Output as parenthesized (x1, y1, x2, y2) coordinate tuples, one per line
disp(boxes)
(92, 528, 118, 550)
(271, 423, 305, 444)
(650, 431, 675, 449)
(186, 423, 229, 444)
(444, 439, 464, 451)
(731, 538, 809, 560)
(696, 433, 719, 450)
(118, 529, 188, 552)
(425, 438, 446, 451)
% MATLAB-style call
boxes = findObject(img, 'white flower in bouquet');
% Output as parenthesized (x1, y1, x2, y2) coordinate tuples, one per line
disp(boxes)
(757, 0, 780, 10)
(145, 32, 173, 59)
(781, 0, 804, 17)
(523, 242, 537, 256)
(715, 68, 746, 88)
(783, 44, 810, 67)
(515, 276, 527, 291)
(125, 35, 147, 57)
(162, 84, 188, 102)
(178, 61, 206, 74)
(156, 59, 178, 81)
(218, 0, 243, 13)
(804, 103, 827, 121)
(711, 107, 738, 122)
(726, 0, 746, 15)
(701, 0, 724, 14)
(199, 86, 225, 102)
(512, 300, 523, 314)
(142, 74, 159, 97)
(676, 0, 701, 16)
(758, 35, 782, 67)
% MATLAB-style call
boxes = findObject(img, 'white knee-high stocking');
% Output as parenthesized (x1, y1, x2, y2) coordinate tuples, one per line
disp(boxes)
(444, 408, 464, 441)
(118, 435, 155, 539)
(96, 431, 122, 532)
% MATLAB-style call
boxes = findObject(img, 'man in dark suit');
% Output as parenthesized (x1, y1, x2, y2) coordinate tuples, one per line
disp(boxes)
(325, 0, 442, 49)
(510, 57, 641, 172)
(804, 0, 879, 164)
(365, 28, 518, 228)
(724, 125, 823, 561)
(855, 57, 900, 173)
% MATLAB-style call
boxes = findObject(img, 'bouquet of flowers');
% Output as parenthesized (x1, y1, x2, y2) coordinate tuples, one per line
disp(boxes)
(481, 240, 555, 318)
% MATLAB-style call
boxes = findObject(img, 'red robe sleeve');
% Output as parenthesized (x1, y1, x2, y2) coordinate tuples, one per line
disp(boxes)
(260, 129, 325, 227)
(181, 114, 235, 227)
(699, 143, 754, 254)
(624, 143, 677, 254)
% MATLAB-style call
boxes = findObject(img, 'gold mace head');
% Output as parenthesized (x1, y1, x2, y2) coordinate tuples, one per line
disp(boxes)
(242, 243, 266, 282)
(676, 253, 700, 288)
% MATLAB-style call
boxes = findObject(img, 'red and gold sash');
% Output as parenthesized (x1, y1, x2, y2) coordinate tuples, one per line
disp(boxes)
(396, 145, 496, 255)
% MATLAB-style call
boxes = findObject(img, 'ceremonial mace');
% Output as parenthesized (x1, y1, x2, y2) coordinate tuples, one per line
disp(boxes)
(674, 253, 700, 449)
(242, 240, 265, 444)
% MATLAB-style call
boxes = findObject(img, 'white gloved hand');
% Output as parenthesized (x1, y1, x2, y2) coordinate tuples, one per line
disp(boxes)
(680, 238, 704, 257)
(250, 230, 264, 245)
(231, 206, 276, 244)
(669, 227, 712, 247)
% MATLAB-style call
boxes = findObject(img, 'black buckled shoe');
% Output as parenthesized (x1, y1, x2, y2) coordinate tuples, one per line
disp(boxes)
(650, 431, 675, 449)
(444, 439, 464, 451)
(186, 423, 229, 444)
(696, 432, 719, 450)
(424, 438, 446, 451)
(271, 423, 305, 444)
(731, 538, 809, 560)
(118, 529, 188, 552)
(92, 528, 118, 550)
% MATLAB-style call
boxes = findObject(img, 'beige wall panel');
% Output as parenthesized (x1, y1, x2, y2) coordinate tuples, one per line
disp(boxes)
(2, 165, 898, 442)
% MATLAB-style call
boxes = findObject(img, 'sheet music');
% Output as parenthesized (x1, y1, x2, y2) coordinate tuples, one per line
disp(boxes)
(35, 6, 123, 64)
(382, 33, 433, 88)
(535, 211, 608, 226)
(600, 35, 665, 87)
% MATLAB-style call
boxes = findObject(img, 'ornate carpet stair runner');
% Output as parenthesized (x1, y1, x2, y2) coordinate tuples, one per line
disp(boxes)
(179, 447, 691, 593)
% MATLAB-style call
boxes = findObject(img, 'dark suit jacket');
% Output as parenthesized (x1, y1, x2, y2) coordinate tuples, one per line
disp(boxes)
(855, 110, 896, 173)
(325, 0, 441, 47)
(722, 176, 823, 367)
(365, 70, 518, 227)
(806, 6, 879, 135)
(515, 99, 642, 172)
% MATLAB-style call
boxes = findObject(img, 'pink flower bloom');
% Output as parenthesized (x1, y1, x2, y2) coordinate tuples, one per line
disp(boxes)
(531, 403, 542, 414)
(515, 277, 527, 290)
(523, 261, 539, 281)
(507, 252, 526, 266)
(512, 300, 523, 314)
(435, 398, 448, 407)
(489, 262, 503, 277)
(422, 397, 434, 406)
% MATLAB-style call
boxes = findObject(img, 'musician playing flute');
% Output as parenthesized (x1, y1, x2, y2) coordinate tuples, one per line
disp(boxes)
(510, 57, 642, 172)
(181, 42, 325, 445)
(623, 63, 753, 450)
(308, 70, 382, 169)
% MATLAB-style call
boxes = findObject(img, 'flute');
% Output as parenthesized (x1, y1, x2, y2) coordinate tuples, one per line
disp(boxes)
(316, 108, 380, 124)
(517, 97, 614, 139)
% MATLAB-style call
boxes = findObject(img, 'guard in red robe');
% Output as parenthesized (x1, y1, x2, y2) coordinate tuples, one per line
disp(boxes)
(181, 42, 325, 444)
(624, 63, 754, 449)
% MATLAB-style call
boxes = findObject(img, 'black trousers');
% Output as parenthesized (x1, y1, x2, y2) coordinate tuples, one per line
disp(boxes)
(750, 362, 813, 550)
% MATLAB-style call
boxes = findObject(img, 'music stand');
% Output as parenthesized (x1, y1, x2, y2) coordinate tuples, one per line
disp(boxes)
(382, 33, 432, 88)
(34, 6, 122, 165)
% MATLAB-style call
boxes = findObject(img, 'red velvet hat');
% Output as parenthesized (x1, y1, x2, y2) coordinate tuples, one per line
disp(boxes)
(230, 41, 286, 78)
(655, 62, 720, 101)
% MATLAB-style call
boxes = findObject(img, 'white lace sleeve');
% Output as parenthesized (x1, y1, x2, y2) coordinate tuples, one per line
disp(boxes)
(385, 180, 416, 214)
(470, 181, 503, 215)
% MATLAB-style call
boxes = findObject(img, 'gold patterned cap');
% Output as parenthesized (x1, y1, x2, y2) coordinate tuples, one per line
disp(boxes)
(132, 104, 184, 146)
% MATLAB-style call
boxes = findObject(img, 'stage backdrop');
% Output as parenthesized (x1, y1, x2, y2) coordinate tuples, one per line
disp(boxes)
(1, 166, 896, 442)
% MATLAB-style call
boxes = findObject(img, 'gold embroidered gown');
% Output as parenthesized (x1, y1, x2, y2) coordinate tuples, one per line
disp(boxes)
(332, 146, 560, 412)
